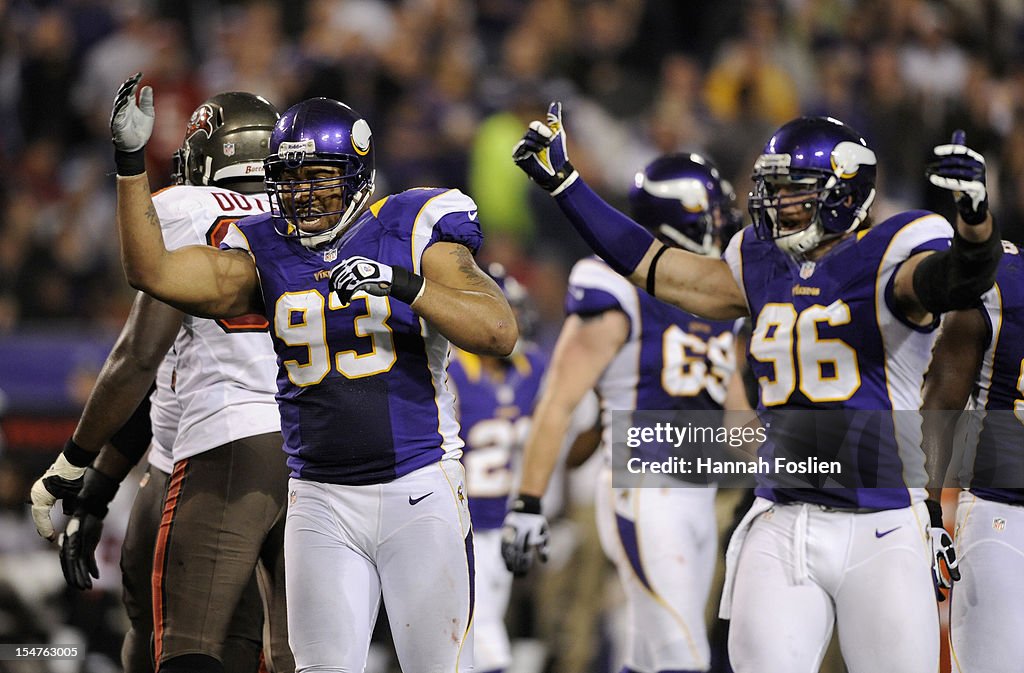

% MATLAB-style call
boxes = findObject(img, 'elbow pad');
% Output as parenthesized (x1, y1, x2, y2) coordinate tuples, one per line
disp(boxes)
(109, 388, 153, 464)
(912, 227, 1002, 314)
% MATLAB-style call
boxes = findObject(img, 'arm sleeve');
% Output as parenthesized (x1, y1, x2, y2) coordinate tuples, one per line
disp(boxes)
(553, 179, 656, 276)
(108, 387, 154, 465)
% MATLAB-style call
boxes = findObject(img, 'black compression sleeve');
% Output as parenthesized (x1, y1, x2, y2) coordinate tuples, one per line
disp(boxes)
(108, 388, 153, 464)
(912, 227, 1002, 314)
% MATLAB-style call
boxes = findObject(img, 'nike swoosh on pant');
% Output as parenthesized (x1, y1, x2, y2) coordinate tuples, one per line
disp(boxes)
(409, 492, 433, 506)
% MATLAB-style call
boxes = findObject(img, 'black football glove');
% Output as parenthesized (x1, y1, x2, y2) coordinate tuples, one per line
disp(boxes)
(58, 467, 120, 590)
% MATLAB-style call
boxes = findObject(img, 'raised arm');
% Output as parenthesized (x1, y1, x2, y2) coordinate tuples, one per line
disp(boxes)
(329, 242, 518, 356)
(111, 74, 261, 318)
(893, 131, 1000, 326)
(512, 102, 747, 320)
(501, 310, 628, 576)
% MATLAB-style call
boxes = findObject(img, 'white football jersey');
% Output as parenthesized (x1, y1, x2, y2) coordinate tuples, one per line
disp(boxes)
(153, 185, 280, 462)
(147, 351, 179, 474)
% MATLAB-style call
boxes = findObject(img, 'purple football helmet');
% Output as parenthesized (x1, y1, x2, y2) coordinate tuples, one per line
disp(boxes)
(629, 153, 732, 256)
(748, 116, 876, 256)
(264, 98, 375, 246)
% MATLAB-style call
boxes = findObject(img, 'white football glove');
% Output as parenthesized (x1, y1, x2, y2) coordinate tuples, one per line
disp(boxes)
(329, 256, 394, 305)
(110, 72, 155, 152)
(329, 255, 425, 305)
(501, 496, 549, 577)
(30, 454, 86, 541)
(926, 500, 960, 602)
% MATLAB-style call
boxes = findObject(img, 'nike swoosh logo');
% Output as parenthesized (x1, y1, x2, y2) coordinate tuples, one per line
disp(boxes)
(409, 492, 433, 506)
(468, 210, 478, 220)
(875, 527, 900, 538)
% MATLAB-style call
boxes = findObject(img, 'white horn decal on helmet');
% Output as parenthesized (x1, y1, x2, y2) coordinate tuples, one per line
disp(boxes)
(830, 141, 877, 179)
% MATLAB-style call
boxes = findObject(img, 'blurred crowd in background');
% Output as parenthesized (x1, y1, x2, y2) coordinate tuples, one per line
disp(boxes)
(1, 0, 1024, 670)
(2, 0, 1024, 336)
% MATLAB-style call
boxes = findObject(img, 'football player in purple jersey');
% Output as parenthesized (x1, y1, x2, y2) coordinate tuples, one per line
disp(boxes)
(503, 153, 746, 673)
(109, 73, 516, 673)
(923, 237, 1024, 672)
(510, 103, 1000, 672)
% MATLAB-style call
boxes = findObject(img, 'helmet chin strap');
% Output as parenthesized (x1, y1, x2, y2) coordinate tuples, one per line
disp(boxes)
(775, 221, 825, 257)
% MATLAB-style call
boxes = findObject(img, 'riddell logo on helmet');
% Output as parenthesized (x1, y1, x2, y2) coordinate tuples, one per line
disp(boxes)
(279, 139, 316, 160)
(185, 104, 217, 140)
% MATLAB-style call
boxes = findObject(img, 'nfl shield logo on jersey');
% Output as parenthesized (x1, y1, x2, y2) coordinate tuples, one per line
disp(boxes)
(993, 517, 1006, 532)
(323, 248, 338, 263)
(223, 142, 236, 157)
(799, 261, 816, 279)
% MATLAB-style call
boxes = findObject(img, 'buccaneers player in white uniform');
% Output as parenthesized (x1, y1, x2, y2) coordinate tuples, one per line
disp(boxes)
(32, 89, 292, 673)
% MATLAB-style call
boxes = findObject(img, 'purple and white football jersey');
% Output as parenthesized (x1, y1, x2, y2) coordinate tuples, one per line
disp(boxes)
(222, 188, 483, 485)
(964, 243, 1024, 506)
(567, 257, 738, 462)
(448, 346, 546, 530)
(724, 211, 952, 509)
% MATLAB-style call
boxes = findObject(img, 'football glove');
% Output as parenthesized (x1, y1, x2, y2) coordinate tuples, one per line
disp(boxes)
(501, 495, 549, 577)
(329, 256, 424, 305)
(58, 467, 120, 590)
(926, 130, 988, 225)
(110, 72, 154, 175)
(30, 449, 87, 541)
(925, 499, 960, 602)
(513, 101, 579, 195)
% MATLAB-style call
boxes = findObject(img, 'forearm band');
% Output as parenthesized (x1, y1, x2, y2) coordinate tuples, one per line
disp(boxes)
(390, 265, 425, 305)
(109, 392, 153, 464)
(512, 494, 542, 515)
(912, 225, 1002, 314)
(646, 244, 670, 297)
(114, 148, 146, 176)
(62, 438, 95, 468)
